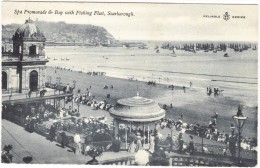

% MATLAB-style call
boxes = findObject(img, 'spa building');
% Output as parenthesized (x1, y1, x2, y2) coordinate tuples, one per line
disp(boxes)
(2, 18, 48, 93)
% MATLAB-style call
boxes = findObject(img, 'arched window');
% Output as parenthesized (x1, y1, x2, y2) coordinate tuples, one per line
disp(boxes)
(29, 70, 38, 91)
(2, 71, 7, 90)
(29, 45, 36, 56)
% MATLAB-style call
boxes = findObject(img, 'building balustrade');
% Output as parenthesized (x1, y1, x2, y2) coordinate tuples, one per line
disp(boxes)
(192, 143, 257, 161)
(99, 156, 135, 165)
(159, 142, 256, 161)
(99, 155, 235, 166)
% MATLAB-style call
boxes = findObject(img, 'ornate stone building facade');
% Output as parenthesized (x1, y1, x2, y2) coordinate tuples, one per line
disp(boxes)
(2, 18, 48, 93)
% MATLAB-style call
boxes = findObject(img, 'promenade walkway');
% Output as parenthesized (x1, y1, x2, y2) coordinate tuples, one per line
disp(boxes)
(2, 88, 59, 102)
(2, 119, 135, 164)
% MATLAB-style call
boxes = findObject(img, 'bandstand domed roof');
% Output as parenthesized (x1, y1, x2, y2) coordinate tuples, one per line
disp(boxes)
(13, 18, 45, 40)
(110, 94, 166, 122)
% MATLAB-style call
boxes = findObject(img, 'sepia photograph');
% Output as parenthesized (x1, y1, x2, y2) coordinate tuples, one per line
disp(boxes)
(1, 0, 258, 166)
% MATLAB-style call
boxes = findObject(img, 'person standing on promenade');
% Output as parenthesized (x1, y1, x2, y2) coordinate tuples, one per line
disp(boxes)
(66, 84, 70, 93)
(136, 132, 143, 152)
(74, 133, 82, 154)
(112, 136, 121, 152)
(212, 112, 218, 119)
(166, 133, 173, 153)
(49, 124, 57, 142)
(128, 138, 136, 153)
(178, 132, 184, 152)
(180, 113, 183, 120)
(149, 133, 155, 154)
(128, 132, 136, 153)
(230, 123, 235, 135)
(188, 135, 195, 155)
(60, 131, 67, 148)
(229, 134, 236, 159)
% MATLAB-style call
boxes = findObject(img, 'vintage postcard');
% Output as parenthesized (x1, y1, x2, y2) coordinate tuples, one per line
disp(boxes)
(1, 0, 258, 167)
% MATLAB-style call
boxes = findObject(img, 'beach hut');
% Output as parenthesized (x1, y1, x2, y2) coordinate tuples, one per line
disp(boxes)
(109, 92, 166, 149)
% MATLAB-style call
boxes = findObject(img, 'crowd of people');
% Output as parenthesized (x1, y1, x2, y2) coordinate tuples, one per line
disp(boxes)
(156, 111, 257, 155)
(72, 88, 114, 111)
(207, 87, 224, 96)
(147, 81, 157, 86)
(52, 66, 106, 76)
(47, 114, 114, 154)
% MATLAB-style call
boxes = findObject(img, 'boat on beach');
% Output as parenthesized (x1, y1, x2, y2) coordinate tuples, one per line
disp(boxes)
(224, 53, 229, 57)
(66, 57, 70, 60)
(53, 57, 57, 60)
(138, 46, 148, 49)
(61, 57, 65, 60)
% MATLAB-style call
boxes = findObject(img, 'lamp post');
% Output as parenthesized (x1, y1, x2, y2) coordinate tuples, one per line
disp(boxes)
(232, 105, 247, 165)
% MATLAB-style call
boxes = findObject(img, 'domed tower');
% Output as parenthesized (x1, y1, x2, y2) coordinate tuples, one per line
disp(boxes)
(12, 18, 46, 59)
(2, 18, 48, 93)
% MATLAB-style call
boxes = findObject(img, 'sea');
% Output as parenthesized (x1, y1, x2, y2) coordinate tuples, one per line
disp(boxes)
(45, 43, 258, 107)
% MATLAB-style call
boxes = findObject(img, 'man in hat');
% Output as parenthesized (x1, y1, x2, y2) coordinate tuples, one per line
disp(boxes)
(230, 123, 235, 135)
(166, 133, 173, 153)
(178, 132, 184, 152)
(229, 134, 236, 159)
(49, 123, 57, 142)
(66, 84, 70, 93)
(60, 131, 67, 148)
(188, 135, 195, 155)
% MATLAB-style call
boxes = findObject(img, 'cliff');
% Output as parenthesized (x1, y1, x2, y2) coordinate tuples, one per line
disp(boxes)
(2, 20, 115, 46)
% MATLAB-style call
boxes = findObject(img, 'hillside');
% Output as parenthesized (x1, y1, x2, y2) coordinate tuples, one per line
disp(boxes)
(2, 20, 115, 46)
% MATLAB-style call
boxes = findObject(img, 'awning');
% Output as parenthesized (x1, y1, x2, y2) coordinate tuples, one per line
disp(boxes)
(2, 93, 73, 105)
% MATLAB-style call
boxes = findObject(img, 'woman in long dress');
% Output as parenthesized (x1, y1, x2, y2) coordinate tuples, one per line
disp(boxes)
(136, 134, 143, 152)
(128, 140, 136, 153)
(149, 134, 155, 153)
(74, 134, 81, 154)
(128, 132, 137, 152)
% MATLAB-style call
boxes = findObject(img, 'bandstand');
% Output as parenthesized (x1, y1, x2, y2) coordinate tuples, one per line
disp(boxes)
(109, 92, 166, 149)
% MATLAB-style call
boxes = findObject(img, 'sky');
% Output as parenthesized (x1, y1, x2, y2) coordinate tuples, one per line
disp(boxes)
(1, 2, 258, 42)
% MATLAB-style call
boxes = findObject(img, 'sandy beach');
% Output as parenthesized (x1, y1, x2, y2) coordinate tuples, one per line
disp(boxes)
(46, 66, 257, 140)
